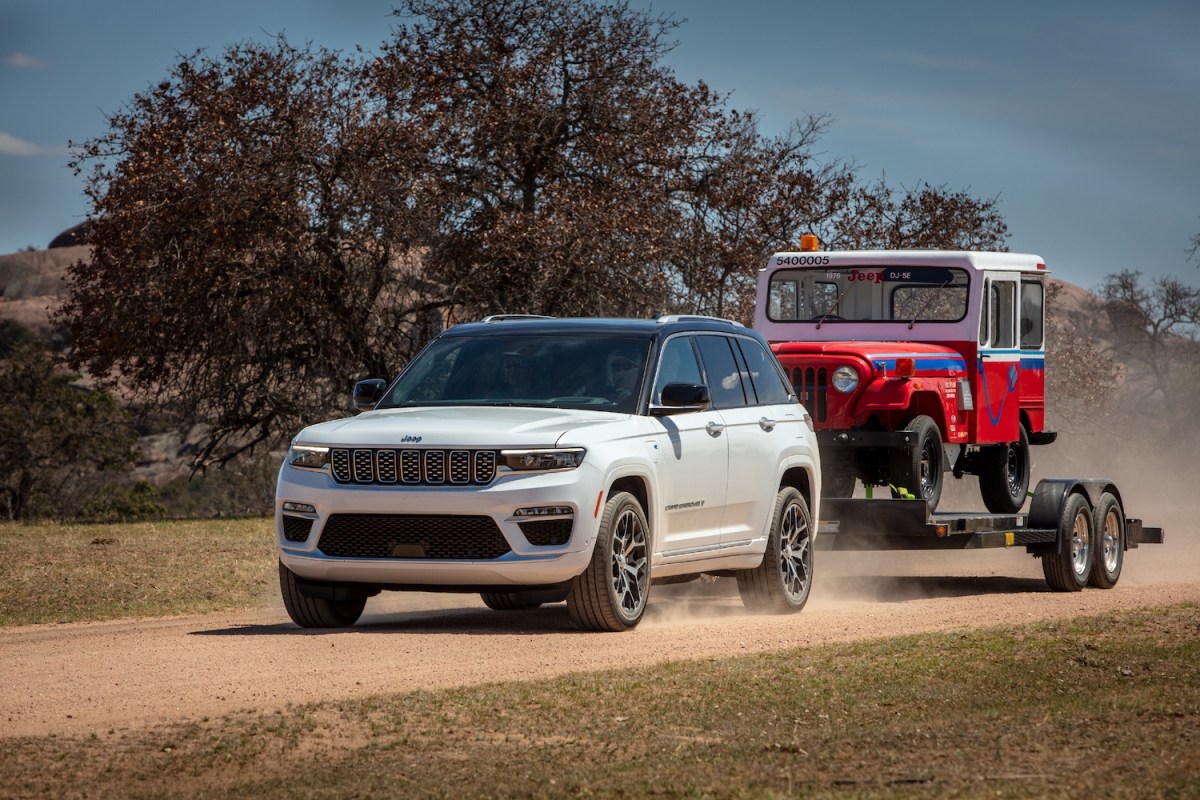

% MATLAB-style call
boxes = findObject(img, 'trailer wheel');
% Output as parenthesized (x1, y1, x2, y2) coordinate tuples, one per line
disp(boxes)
(566, 491, 650, 631)
(1041, 493, 1093, 592)
(737, 487, 813, 613)
(1088, 492, 1124, 589)
(279, 561, 367, 628)
(889, 415, 944, 511)
(979, 424, 1031, 514)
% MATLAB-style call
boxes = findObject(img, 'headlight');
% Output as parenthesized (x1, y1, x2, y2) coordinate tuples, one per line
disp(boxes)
(501, 448, 586, 471)
(288, 445, 330, 470)
(831, 366, 859, 394)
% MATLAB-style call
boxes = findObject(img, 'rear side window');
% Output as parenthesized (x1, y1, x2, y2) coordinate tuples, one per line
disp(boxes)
(695, 335, 748, 409)
(734, 337, 793, 405)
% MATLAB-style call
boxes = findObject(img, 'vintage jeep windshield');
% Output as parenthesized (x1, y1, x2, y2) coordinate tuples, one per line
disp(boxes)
(378, 333, 653, 413)
(767, 265, 970, 323)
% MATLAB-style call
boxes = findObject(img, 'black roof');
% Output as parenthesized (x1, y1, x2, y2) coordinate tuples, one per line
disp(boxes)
(442, 315, 752, 340)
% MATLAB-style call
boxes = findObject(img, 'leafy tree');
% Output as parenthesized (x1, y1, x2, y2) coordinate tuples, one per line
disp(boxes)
(0, 345, 138, 520)
(60, 0, 1008, 467)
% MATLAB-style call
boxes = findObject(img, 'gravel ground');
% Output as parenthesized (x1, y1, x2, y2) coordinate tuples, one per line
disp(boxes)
(3, 528, 1195, 739)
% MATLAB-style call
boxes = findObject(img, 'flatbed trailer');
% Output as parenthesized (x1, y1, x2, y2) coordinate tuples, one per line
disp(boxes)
(815, 478, 1165, 591)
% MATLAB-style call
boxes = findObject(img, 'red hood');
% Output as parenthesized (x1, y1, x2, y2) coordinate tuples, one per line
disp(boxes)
(772, 340, 962, 360)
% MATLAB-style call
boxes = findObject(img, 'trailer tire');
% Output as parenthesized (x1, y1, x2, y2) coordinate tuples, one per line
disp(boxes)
(1041, 493, 1093, 592)
(889, 415, 944, 511)
(279, 561, 367, 628)
(1088, 492, 1124, 589)
(566, 491, 650, 631)
(979, 424, 1031, 514)
(737, 487, 813, 613)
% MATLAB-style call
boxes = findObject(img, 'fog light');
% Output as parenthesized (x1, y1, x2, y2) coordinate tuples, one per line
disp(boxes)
(282, 502, 317, 514)
(514, 506, 575, 517)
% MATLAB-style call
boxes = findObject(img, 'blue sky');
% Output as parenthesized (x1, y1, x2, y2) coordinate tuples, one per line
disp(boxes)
(1, 0, 1197, 290)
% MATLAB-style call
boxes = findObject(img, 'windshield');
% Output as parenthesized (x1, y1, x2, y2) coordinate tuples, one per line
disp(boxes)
(767, 265, 970, 324)
(378, 332, 652, 414)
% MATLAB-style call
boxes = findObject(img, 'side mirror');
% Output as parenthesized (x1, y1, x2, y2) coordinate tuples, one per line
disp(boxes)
(650, 382, 711, 416)
(352, 378, 387, 412)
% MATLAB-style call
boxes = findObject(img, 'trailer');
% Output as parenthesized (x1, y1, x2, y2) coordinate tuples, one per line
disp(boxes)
(815, 478, 1164, 591)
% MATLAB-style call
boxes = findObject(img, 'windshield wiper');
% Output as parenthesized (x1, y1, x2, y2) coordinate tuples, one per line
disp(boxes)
(814, 288, 849, 330)
(907, 278, 954, 329)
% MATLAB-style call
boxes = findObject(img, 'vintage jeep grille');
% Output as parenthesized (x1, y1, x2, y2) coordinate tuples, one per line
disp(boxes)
(792, 366, 829, 422)
(282, 515, 314, 543)
(518, 519, 574, 546)
(330, 448, 498, 486)
(318, 514, 511, 559)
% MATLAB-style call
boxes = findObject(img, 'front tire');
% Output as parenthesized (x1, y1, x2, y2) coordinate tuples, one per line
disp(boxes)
(1088, 492, 1124, 589)
(1041, 493, 1093, 592)
(567, 492, 650, 631)
(979, 424, 1031, 514)
(889, 415, 944, 511)
(737, 487, 814, 613)
(279, 561, 366, 628)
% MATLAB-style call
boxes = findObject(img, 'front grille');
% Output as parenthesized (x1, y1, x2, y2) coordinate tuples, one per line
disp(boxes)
(282, 515, 314, 543)
(793, 366, 828, 422)
(330, 448, 498, 486)
(318, 514, 511, 559)
(519, 519, 574, 546)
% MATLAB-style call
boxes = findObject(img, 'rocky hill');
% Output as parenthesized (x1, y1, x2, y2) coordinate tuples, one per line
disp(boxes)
(0, 245, 84, 339)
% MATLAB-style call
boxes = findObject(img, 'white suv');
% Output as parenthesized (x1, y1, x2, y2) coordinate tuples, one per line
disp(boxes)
(276, 315, 821, 631)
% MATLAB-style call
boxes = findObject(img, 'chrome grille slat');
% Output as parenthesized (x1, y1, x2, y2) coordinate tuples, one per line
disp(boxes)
(329, 448, 498, 487)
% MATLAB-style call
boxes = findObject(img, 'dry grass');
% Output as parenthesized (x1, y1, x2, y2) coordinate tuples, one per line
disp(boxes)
(2, 604, 1197, 799)
(0, 517, 276, 625)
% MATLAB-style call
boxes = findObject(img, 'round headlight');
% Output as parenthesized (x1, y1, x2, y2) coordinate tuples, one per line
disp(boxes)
(832, 366, 859, 394)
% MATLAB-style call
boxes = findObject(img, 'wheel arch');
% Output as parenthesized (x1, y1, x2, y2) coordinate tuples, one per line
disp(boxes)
(1027, 478, 1124, 532)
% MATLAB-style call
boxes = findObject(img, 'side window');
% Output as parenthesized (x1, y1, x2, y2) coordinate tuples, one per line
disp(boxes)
(1020, 280, 1045, 349)
(652, 336, 703, 403)
(987, 280, 1016, 348)
(734, 336, 793, 405)
(695, 334, 748, 409)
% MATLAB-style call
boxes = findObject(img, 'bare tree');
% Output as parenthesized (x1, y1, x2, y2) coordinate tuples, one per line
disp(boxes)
(58, 0, 1011, 468)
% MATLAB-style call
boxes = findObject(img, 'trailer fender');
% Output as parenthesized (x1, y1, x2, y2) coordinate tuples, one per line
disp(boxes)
(1027, 478, 1123, 554)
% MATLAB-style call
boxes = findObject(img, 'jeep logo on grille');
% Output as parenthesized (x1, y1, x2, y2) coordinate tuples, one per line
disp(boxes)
(401, 435, 422, 443)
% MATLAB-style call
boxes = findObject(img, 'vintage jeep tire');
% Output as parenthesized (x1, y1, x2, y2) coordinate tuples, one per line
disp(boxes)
(566, 491, 650, 631)
(1041, 492, 1093, 592)
(279, 561, 367, 628)
(889, 415, 944, 510)
(737, 487, 814, 613)
(1088, 491, 1125, 589)
(979, 424, 1031, 514)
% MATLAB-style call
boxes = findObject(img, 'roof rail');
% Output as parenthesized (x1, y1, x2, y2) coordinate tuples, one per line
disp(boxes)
(655, 314, 743, 328)
(479, 314, 557, 323)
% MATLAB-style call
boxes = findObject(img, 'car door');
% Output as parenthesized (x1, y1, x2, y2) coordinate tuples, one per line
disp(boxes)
(650, 334, 729, 557)
(693, 333, 795, 547)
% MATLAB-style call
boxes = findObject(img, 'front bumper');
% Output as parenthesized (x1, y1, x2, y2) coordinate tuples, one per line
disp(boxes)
(275, 462, 604, 588)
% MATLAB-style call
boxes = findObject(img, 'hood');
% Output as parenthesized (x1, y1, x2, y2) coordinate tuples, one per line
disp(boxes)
(292, 406, 628, 448)
(773, 340, 962, 360)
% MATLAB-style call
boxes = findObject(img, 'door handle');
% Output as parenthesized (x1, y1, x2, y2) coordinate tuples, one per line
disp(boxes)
(759, 417, 776, 432)
(705, 420, 725, 436)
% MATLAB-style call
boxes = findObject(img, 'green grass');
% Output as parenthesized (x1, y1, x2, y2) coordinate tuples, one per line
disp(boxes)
(0, 517, 276, 625)
(2, 604, 1197, 799)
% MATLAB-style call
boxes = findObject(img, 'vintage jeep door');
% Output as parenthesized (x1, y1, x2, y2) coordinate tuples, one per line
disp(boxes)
(971, 272, 1022, 444)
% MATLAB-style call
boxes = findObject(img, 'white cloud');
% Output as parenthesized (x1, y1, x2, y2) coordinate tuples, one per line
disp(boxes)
(3, 52, 46, 69)
(0, 131, 59, 157)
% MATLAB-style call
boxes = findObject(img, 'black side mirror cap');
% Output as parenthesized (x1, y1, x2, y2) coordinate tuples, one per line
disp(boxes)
(650, 382, 711, 416)
(352, 378, 387, 412)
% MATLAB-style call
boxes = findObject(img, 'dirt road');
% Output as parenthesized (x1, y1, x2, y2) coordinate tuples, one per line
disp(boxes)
(4, 534, 1195, 739)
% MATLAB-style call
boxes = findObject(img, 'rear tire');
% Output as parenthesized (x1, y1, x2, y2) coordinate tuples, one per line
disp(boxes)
(737, 487, 813, 613)
(1041, 493, 1093, 592)
(1088, 492, 1124, 589)
(480, 589, 569, 610)
(567, 492, 650, 631)
(889, 415, 944, 511)
(979, 424, 1031, 514)
(279, 561, 366, 628)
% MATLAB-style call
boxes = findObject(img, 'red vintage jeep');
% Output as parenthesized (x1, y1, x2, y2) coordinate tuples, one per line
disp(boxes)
(753, 235, 1056, 513)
